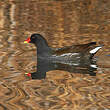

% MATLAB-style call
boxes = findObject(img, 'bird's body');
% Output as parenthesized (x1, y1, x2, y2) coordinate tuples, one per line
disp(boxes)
(24, 34, 102, 63)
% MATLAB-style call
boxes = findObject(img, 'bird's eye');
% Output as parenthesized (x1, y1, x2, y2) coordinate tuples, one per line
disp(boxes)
(32, 36, 35, 39)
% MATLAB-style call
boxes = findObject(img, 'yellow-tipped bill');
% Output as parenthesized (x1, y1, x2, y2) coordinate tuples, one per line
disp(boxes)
(25, 73, 31, 77)
(24, 41, 28, 43)
(24, 37, 31, 43)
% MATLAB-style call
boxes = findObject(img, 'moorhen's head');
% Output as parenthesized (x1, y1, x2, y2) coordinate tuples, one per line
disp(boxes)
(24, 33, 47, 45)
(24, 33, 52, 56)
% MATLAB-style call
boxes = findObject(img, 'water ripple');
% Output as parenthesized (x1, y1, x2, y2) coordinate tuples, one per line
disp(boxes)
(0, 0, 109, 110)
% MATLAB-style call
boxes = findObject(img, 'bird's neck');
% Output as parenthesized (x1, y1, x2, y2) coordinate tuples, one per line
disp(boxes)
(35, 40, 52, 57)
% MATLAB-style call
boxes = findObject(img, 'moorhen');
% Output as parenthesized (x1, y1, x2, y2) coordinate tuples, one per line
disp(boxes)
(24, 33, 102, 63)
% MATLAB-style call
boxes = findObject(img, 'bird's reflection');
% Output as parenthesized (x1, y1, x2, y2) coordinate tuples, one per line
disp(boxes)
(27, 58, 97, 79)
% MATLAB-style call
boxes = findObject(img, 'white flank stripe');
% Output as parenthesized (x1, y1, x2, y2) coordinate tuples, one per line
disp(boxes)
(90, 65, 97, 68)
(90, 47, 102, 54)
(60, 53, 79, 57)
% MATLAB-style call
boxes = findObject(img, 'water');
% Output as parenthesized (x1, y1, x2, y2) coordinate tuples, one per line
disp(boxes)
(0, 0, 110, 109)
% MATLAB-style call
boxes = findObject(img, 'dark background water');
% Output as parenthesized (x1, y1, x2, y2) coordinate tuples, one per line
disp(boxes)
(0, 0, 110, 109)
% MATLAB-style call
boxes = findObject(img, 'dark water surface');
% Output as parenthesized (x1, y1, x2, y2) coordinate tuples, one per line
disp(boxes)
(0, 0, 110, 109)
